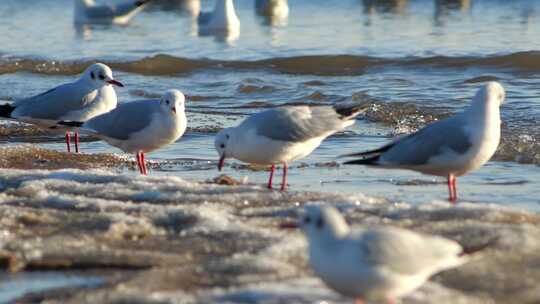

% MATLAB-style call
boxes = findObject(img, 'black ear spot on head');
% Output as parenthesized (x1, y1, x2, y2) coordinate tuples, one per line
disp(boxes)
(226, 134, 230, 139)
(90, 72, 95, 80)
(303, 216, 311, 224)
(316, 217, 324, 229)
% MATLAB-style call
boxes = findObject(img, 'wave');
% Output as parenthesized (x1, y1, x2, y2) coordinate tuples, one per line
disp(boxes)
(3, 51, 540, 76)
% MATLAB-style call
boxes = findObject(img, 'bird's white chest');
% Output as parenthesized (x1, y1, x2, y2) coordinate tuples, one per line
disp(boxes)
(309, 244, 374, 298)
(205, 1, 240, 32)
(309, 243, 432, 301)
(467, 116, 501, 163)
(230, 128, 323, 164)
(123, 112, 185, 153)
(431, 116, 501, 176)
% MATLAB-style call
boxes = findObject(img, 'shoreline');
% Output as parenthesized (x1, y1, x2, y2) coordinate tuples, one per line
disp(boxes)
(1, 119, 538, 166)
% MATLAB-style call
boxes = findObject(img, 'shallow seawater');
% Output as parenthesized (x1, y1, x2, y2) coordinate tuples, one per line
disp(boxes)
(0, 272, 103, 303)
(0, 0, 539, 212)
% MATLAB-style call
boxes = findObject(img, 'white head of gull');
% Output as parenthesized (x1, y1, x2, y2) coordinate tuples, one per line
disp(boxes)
(282, 205, 474, 304)
(0, 63, 123, 153)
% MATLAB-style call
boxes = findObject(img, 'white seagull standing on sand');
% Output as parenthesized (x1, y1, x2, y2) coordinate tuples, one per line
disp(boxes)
(74, 0, 152, 24)
(0, 63, 123, 153)
(214, 103, 366, 190)
(343, 82, 506, 203)
(282, 205, 480, 304)
(58, 90, 187, 175)
(197, 0, 240, 36)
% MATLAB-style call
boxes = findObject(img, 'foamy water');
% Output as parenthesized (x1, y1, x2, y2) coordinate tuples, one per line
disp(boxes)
(1, 169, 540, 303)
(0, 0, 539, 207)
(1, 1, 540, 301)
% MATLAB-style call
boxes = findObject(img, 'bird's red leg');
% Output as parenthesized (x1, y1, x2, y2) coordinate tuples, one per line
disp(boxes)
(280, 163, 288, 191)
(385, 297, 396, 304)
(74, 132, 80, 153)
(65, 132, 71, 153)
(452, 176, 458, 203)
(141, 152, 148, 175)
(448, 174, 457, 203)
(267, 164, 275, 189)
(355, 299, 365, 304)
(136, 152, 143, 174)
(447, 174, 452, 201)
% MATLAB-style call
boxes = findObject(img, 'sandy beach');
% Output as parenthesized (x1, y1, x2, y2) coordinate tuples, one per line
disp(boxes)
(1, 165, 540, 303)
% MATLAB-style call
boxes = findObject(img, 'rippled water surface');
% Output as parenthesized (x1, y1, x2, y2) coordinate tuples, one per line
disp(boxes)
(0, 0, 539, 209)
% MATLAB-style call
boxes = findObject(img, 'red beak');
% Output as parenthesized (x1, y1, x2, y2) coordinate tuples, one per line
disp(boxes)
(107, 79, 124, 87)
(171, 107, 176, 114)
(279, 222, 299, 229)
(218, 155, 225, 171)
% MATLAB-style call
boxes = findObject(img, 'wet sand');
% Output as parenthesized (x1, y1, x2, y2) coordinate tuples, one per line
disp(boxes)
(1, 1, 540, 302)
(1, 168, 540, 303)
(0, 145, 127, 170)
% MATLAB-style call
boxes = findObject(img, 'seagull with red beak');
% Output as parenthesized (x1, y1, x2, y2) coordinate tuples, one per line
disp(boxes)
(214, 102, 366, 190)
(0, 63, 123, 153)
(56, 89, 187, 175)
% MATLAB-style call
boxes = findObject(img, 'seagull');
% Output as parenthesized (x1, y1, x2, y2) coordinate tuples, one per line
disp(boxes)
(214, 103, 367, 190)
(255, 0, 289, 24)
(342, 82, 505, 203)
(57, 90, 187, 175)
(74, 0, 152, 25)
(282, 205, 476, 304)
(181, 0, 201, 17)
(197, 0, 240, 35)
(0, 63, 123, 153)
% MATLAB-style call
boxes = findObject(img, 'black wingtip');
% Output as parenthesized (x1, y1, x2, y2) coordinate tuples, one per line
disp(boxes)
(135, 0, 151, 6)
(0, 103, 15, 118)
(334, 102, 369, 120)
(339, 140, 397, 159)
(58, 120, 84, 128)
(343, 155, 380, 165)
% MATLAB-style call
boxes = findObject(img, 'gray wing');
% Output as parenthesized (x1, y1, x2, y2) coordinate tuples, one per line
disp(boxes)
(381, 115, 472, 166)
(13, 82, 92, 120)
(85, 100, 158, 140)
(244, 106, 346, 142)
(85, 0, 149, 19)
(197, 11, 212, 25)
(358, 227, 461, 275)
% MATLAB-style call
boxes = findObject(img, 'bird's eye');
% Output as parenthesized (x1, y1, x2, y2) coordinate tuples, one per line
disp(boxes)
(220, 144, 225, 149)
(99, 74, 105, 80)
(316, 217, 324, 229)
(166, 100, 170, 105)
(303, 216, 311, 224)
